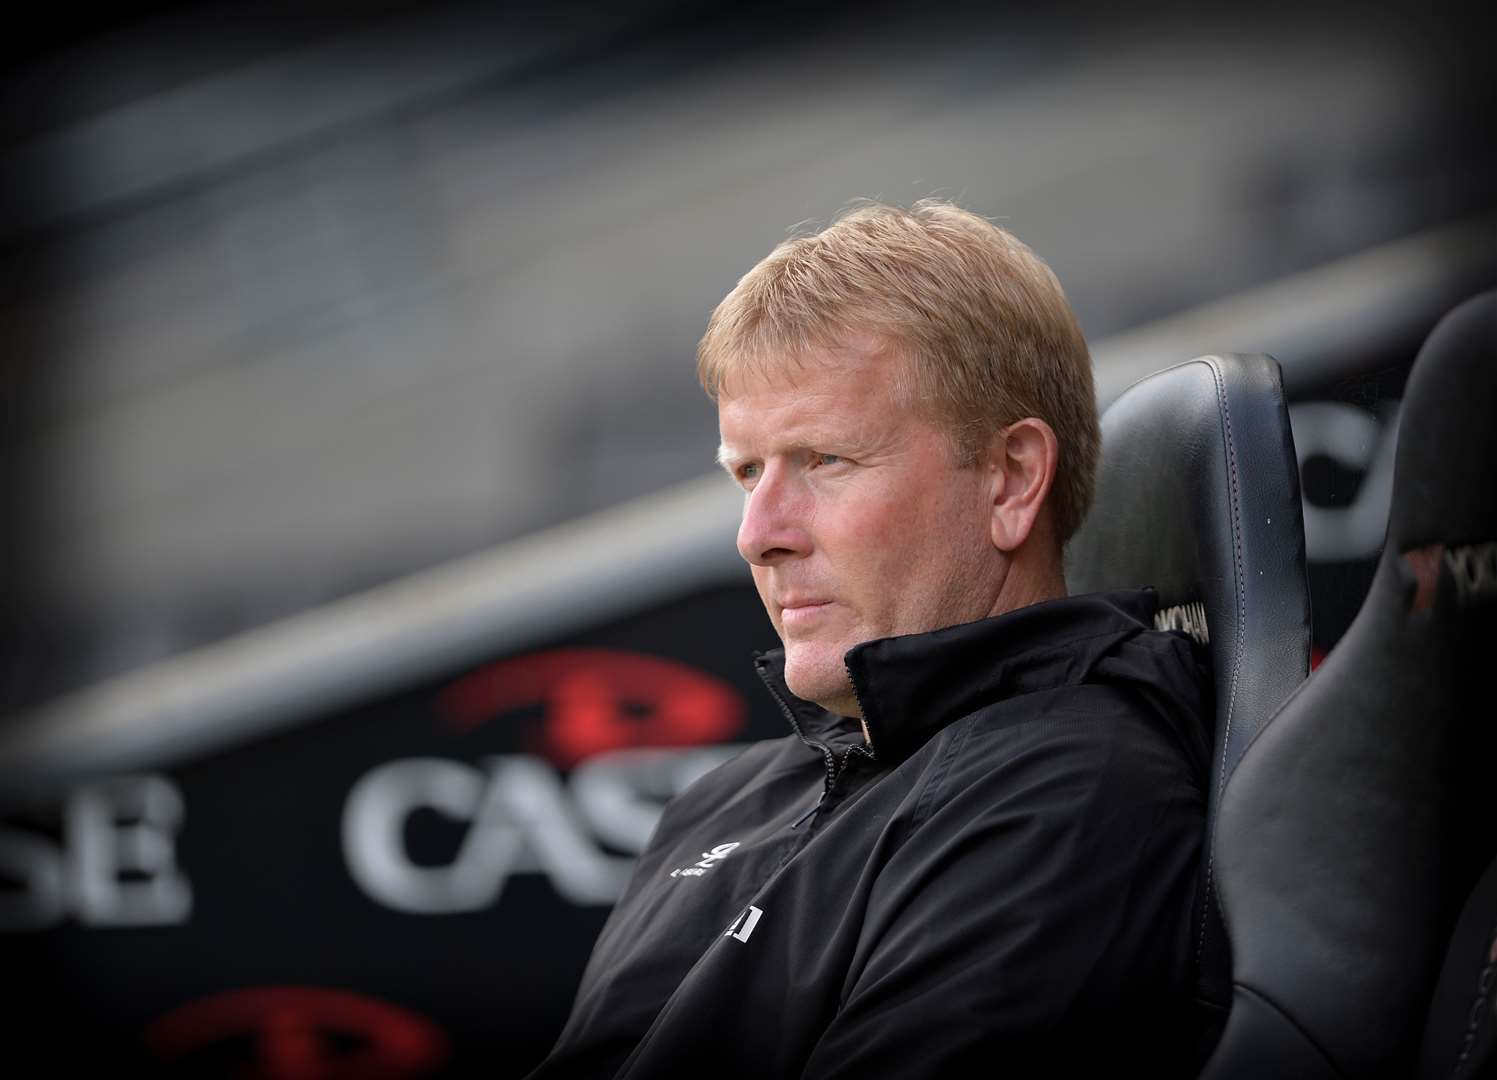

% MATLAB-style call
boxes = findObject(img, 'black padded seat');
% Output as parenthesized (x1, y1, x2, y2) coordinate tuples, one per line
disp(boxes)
(1065, 352, 1313, 1056)
(1419, 853, 1497, 1079)
(1200, 291, 1497, 1077)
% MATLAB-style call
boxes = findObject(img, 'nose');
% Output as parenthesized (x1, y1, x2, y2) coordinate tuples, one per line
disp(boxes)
(736, 467, 812, 567)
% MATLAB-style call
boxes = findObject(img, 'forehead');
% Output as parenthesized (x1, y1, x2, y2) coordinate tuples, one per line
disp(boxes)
(716, 340, 917, 450)
(719, 334, 906, 405)
(718, 331, 901, 395)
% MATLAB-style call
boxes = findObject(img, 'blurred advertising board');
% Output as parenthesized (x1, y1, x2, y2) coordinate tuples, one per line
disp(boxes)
(2, 582, 782, 1078)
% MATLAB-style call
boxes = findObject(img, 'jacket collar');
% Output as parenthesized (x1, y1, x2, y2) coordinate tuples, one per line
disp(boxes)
(755, 589, 1163, 763)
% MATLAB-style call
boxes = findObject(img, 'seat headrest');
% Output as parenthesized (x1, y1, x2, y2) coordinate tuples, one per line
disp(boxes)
(1390, 289, 1497, 552)
(1066, 352, 1310, 776)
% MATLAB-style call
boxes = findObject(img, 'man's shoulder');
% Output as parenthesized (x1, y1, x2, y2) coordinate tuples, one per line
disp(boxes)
(928, 674, 1210, 808)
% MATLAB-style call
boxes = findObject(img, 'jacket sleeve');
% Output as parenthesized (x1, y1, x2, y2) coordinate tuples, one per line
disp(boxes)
(801, 709, 1205, 1079)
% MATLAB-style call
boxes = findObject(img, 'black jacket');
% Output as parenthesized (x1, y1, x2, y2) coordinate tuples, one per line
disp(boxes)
(532, 589, 1211, 1078)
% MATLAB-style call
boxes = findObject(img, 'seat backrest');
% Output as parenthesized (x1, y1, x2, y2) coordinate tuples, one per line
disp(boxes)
(1067, 352, 1312, 1053)
(1418, 850, 1497, 1079)
(1200, 291, 1497, 1078)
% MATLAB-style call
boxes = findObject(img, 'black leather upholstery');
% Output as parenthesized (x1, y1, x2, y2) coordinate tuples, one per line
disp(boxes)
(1419, 853, 1497, 1079)
(1200, 291, 1497, 1078)
(1066, 353, 1313, 1052)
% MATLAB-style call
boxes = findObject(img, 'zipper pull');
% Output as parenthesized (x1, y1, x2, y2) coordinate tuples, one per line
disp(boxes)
(792, 790, 827, 830)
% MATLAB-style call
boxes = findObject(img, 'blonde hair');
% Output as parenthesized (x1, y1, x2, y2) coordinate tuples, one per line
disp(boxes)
(697, 199, 1099, 541)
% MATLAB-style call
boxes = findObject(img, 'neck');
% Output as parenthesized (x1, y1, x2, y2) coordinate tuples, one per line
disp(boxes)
(987, 546, 1067, 620)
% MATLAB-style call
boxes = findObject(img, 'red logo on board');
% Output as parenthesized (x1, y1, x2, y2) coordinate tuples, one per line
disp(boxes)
(145, 986, 449, 1079)
(438, 648, 745, 766)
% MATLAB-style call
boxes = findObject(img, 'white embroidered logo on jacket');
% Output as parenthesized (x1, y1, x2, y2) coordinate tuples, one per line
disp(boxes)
(669, 841, 740, 878)
(725, 905, 763, 943)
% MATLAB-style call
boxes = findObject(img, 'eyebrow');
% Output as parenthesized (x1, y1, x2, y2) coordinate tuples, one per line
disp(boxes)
(715, 444, 741, 472)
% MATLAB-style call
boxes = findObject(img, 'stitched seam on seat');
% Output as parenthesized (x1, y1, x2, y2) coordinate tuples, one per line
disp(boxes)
(1231, 983, 1351, 1079)
(1447, 914, 1497, 1078)
(1195, 356, 1248, 971)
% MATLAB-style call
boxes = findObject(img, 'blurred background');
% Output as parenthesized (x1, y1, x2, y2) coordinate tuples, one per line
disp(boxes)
(1, 0, 1493, 1076)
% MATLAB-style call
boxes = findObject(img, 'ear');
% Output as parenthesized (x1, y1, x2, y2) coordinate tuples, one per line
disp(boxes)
(986, 418, 1059, 553)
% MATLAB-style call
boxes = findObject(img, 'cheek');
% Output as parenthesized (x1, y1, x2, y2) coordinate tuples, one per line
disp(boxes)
(837, 498, 924, 594)
(841, 490, 908, 544)
(873, 495, 987, 613)
(751, 567, 781, 628)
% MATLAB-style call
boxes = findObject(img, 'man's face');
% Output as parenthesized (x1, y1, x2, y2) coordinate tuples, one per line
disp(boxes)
(717, 340, 1006, 717)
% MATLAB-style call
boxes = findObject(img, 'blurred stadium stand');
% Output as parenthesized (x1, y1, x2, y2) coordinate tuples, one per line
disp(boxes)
(2, 0, 1493, 712)
(1, 1, 1494, 1076)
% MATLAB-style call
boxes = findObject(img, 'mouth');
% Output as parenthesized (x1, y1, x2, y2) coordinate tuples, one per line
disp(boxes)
(779, 600, 832, 628)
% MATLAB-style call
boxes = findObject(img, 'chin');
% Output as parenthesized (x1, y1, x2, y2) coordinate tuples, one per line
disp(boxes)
(782, 648, 854, 712)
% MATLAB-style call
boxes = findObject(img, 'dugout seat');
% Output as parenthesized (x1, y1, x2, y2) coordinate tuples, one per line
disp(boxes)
(1065, 352, 1313, 1062)
(1199, 290, 1497, 1078)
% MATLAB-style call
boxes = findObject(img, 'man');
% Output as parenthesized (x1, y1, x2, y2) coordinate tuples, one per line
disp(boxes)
(531, 201, 1210, 1077)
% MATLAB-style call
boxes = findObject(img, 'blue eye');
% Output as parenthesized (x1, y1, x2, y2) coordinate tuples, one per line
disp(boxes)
(816, 453, 841, 466)
(739, 463, 761, 481)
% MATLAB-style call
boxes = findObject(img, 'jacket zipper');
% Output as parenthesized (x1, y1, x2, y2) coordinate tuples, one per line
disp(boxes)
(790, 792, 826, 830)
(845, 659, 878, 765)
(756, 660, 881, 830)
(756, 664, 837, 830)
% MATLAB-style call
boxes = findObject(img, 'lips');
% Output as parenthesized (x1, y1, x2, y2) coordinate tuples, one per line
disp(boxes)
(779, 600, 832, 627)
(777, 595, 831, 612)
